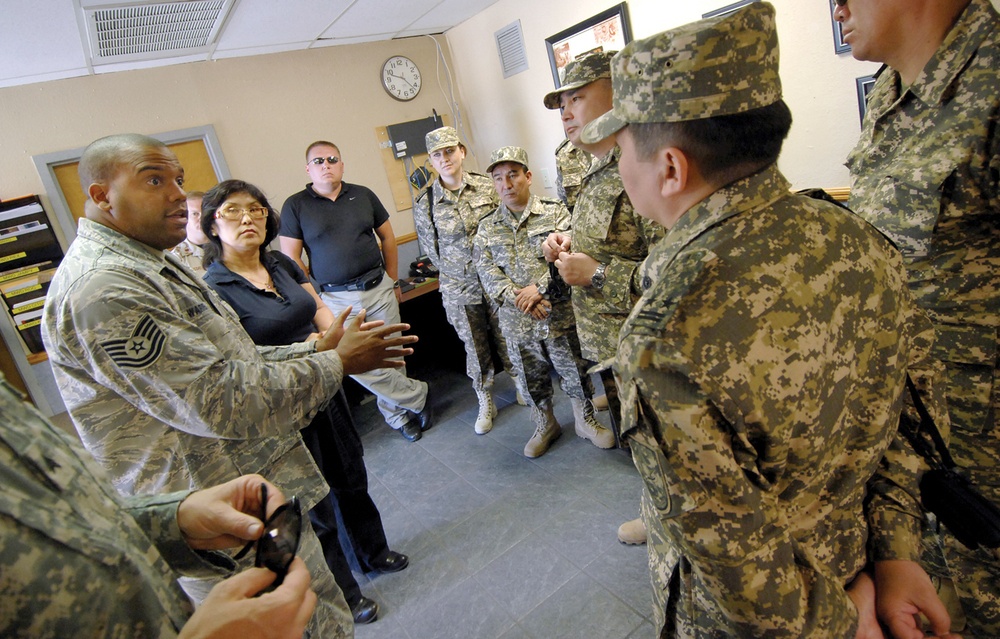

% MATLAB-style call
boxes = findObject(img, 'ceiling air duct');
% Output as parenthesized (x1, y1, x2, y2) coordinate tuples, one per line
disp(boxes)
(81, 0, 234, 65)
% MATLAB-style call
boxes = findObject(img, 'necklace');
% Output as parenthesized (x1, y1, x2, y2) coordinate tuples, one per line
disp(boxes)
(236, 268, 280, 296)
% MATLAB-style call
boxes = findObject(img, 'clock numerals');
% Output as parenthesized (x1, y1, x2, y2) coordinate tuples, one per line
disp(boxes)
(382, 56, 421, 101)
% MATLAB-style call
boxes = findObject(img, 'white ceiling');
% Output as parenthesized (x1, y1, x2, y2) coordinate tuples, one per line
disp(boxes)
(0, 0, 500, 89)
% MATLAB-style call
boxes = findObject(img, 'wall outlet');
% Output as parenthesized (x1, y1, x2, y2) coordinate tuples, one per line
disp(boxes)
(540, 168, 553, 188)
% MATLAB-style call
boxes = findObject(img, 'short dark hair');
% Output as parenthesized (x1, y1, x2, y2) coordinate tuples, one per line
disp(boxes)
(630, 100, 792, 187)
(200, 179, 280, 268)
(305, 140, 340, 161)
(78, 133, 166, 192)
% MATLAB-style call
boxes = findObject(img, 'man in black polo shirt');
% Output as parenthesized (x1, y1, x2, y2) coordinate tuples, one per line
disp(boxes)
(280, 140, 431, 442)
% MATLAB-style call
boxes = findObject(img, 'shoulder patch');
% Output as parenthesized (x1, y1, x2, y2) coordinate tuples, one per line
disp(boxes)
(628, 248, 717, 337)
(100, 314, 166, 370)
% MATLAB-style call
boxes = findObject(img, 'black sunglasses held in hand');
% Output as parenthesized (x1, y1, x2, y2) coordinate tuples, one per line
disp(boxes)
(234, 484, 302, 587)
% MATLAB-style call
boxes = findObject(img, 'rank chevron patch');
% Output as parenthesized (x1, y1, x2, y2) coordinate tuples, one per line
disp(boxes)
(100, 314, 166, 370)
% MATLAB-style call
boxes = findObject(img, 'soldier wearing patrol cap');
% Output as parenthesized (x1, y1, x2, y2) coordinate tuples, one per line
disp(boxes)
(412, 126, 517, 435)
(474, 146, 614, 458)
(582, 3, 957, 636)
(542, 48, 665, 545)
(541, 52, 664, 436)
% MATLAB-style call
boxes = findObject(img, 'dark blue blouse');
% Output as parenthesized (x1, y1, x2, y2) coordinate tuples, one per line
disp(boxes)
(204, 251, 317, 346)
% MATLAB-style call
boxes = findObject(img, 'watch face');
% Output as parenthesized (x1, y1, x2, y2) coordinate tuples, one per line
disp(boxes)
(381, 56, 421, 101)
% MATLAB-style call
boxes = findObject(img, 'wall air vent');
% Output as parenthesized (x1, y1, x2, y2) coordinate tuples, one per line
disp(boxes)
(495, 20, 528, 79)
(83, 0, 233, 64)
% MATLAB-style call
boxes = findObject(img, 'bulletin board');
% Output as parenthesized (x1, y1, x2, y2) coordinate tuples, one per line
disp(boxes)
(375, 114, 451, 217)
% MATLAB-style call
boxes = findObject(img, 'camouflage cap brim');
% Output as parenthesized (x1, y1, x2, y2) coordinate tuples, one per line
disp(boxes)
(580, 106, 628, 144)
(487, 146, 530, 173)
(543, 78, 596, 110)
(542, 50, 616, 110)
(425, 126, 462, 154)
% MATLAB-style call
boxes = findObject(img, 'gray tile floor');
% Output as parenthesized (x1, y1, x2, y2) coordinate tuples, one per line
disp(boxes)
(348, 369, 655, 639)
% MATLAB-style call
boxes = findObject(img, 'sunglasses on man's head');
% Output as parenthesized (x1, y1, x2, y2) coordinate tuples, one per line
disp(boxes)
(234, 484, 302, 587)
(309, 156, 340, 166)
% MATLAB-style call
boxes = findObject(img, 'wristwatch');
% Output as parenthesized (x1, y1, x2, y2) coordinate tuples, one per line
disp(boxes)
(591, 263, 608, 290)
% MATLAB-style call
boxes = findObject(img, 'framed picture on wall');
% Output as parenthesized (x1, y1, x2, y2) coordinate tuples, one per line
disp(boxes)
(856, 74, 876, 124)
(702, 0, 757, 19)
(545, 3, 633, 88)
(830, 0, 851, 54)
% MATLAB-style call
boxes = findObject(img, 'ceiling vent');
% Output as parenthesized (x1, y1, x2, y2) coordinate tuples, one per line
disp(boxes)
(82, 0, 233, 65)
(495, 20, 528, 79)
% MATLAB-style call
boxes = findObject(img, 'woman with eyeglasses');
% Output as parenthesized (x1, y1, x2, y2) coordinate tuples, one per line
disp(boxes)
(200, 179, 407, 625)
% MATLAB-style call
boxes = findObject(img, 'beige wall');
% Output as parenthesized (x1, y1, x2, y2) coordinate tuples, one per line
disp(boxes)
(0, 36, 467, 239)
(444, 0, 983, 195)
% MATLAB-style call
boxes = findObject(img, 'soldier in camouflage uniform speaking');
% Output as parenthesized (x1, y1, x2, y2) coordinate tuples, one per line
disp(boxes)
(837, 0, 1000, 633)
(583, 4, 958, 637)
(41, 133, 418, 639)
(474, 146, 614, 458)
(412, 126, 516, 435)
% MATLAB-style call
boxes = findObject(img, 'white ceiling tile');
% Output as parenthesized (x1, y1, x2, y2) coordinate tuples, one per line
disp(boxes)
(0, 0, 501, 88)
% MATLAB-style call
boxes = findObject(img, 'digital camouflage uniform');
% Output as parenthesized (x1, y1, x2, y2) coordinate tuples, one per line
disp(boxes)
(41, 219, 353, 638)
(0, 375, 231, 638)
(622, 165, 934, 638)
(554, 137, 592, 212)
(412, 167, 513, 391)
(586, 4, 940, 636)
(564, 146, 664, 366)
(846, 0, 1000, 631)
(543, 50, 664, 367)
(474, 192, 593, 405)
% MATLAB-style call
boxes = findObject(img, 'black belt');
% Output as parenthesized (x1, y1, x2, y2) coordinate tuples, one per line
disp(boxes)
(321, 267, 384, 293)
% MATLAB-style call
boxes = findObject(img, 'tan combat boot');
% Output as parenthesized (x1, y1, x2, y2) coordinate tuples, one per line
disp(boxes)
(474, 389, 497, 435)
(591, 394, 609, 411)
(617, 517, 647, 545)
(524, 399, 561, 458)
(571, 398, 615, 449)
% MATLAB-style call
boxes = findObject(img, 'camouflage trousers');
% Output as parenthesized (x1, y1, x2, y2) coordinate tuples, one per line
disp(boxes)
(922, 380, 1000, 637)
(442, 296, 513, 391)
(507, 331, 593, 407)
(180, 514, 354, 638)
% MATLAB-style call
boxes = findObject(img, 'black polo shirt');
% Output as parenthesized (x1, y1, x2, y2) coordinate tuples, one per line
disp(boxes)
(203, 252, 316, 346)
(279, 182, 390, 286)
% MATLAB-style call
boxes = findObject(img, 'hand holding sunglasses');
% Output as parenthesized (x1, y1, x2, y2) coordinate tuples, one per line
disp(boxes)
(234, 483, 303, 587)
(177, 474, 289, 550)
(182, 555, 317, 638)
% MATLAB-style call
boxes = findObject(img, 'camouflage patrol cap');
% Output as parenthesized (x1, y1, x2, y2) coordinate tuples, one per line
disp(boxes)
(542, 50, 617, 109)
(581, 2, 781, 143)
(487, 146, 529, 173)
(425, 126, 462, 153)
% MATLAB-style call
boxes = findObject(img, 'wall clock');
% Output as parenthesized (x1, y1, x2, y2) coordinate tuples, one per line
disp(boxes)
(381, 56, 421, 101)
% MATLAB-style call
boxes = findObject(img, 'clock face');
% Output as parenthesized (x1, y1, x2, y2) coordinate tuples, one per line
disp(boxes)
(381, 56, 421, 101)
